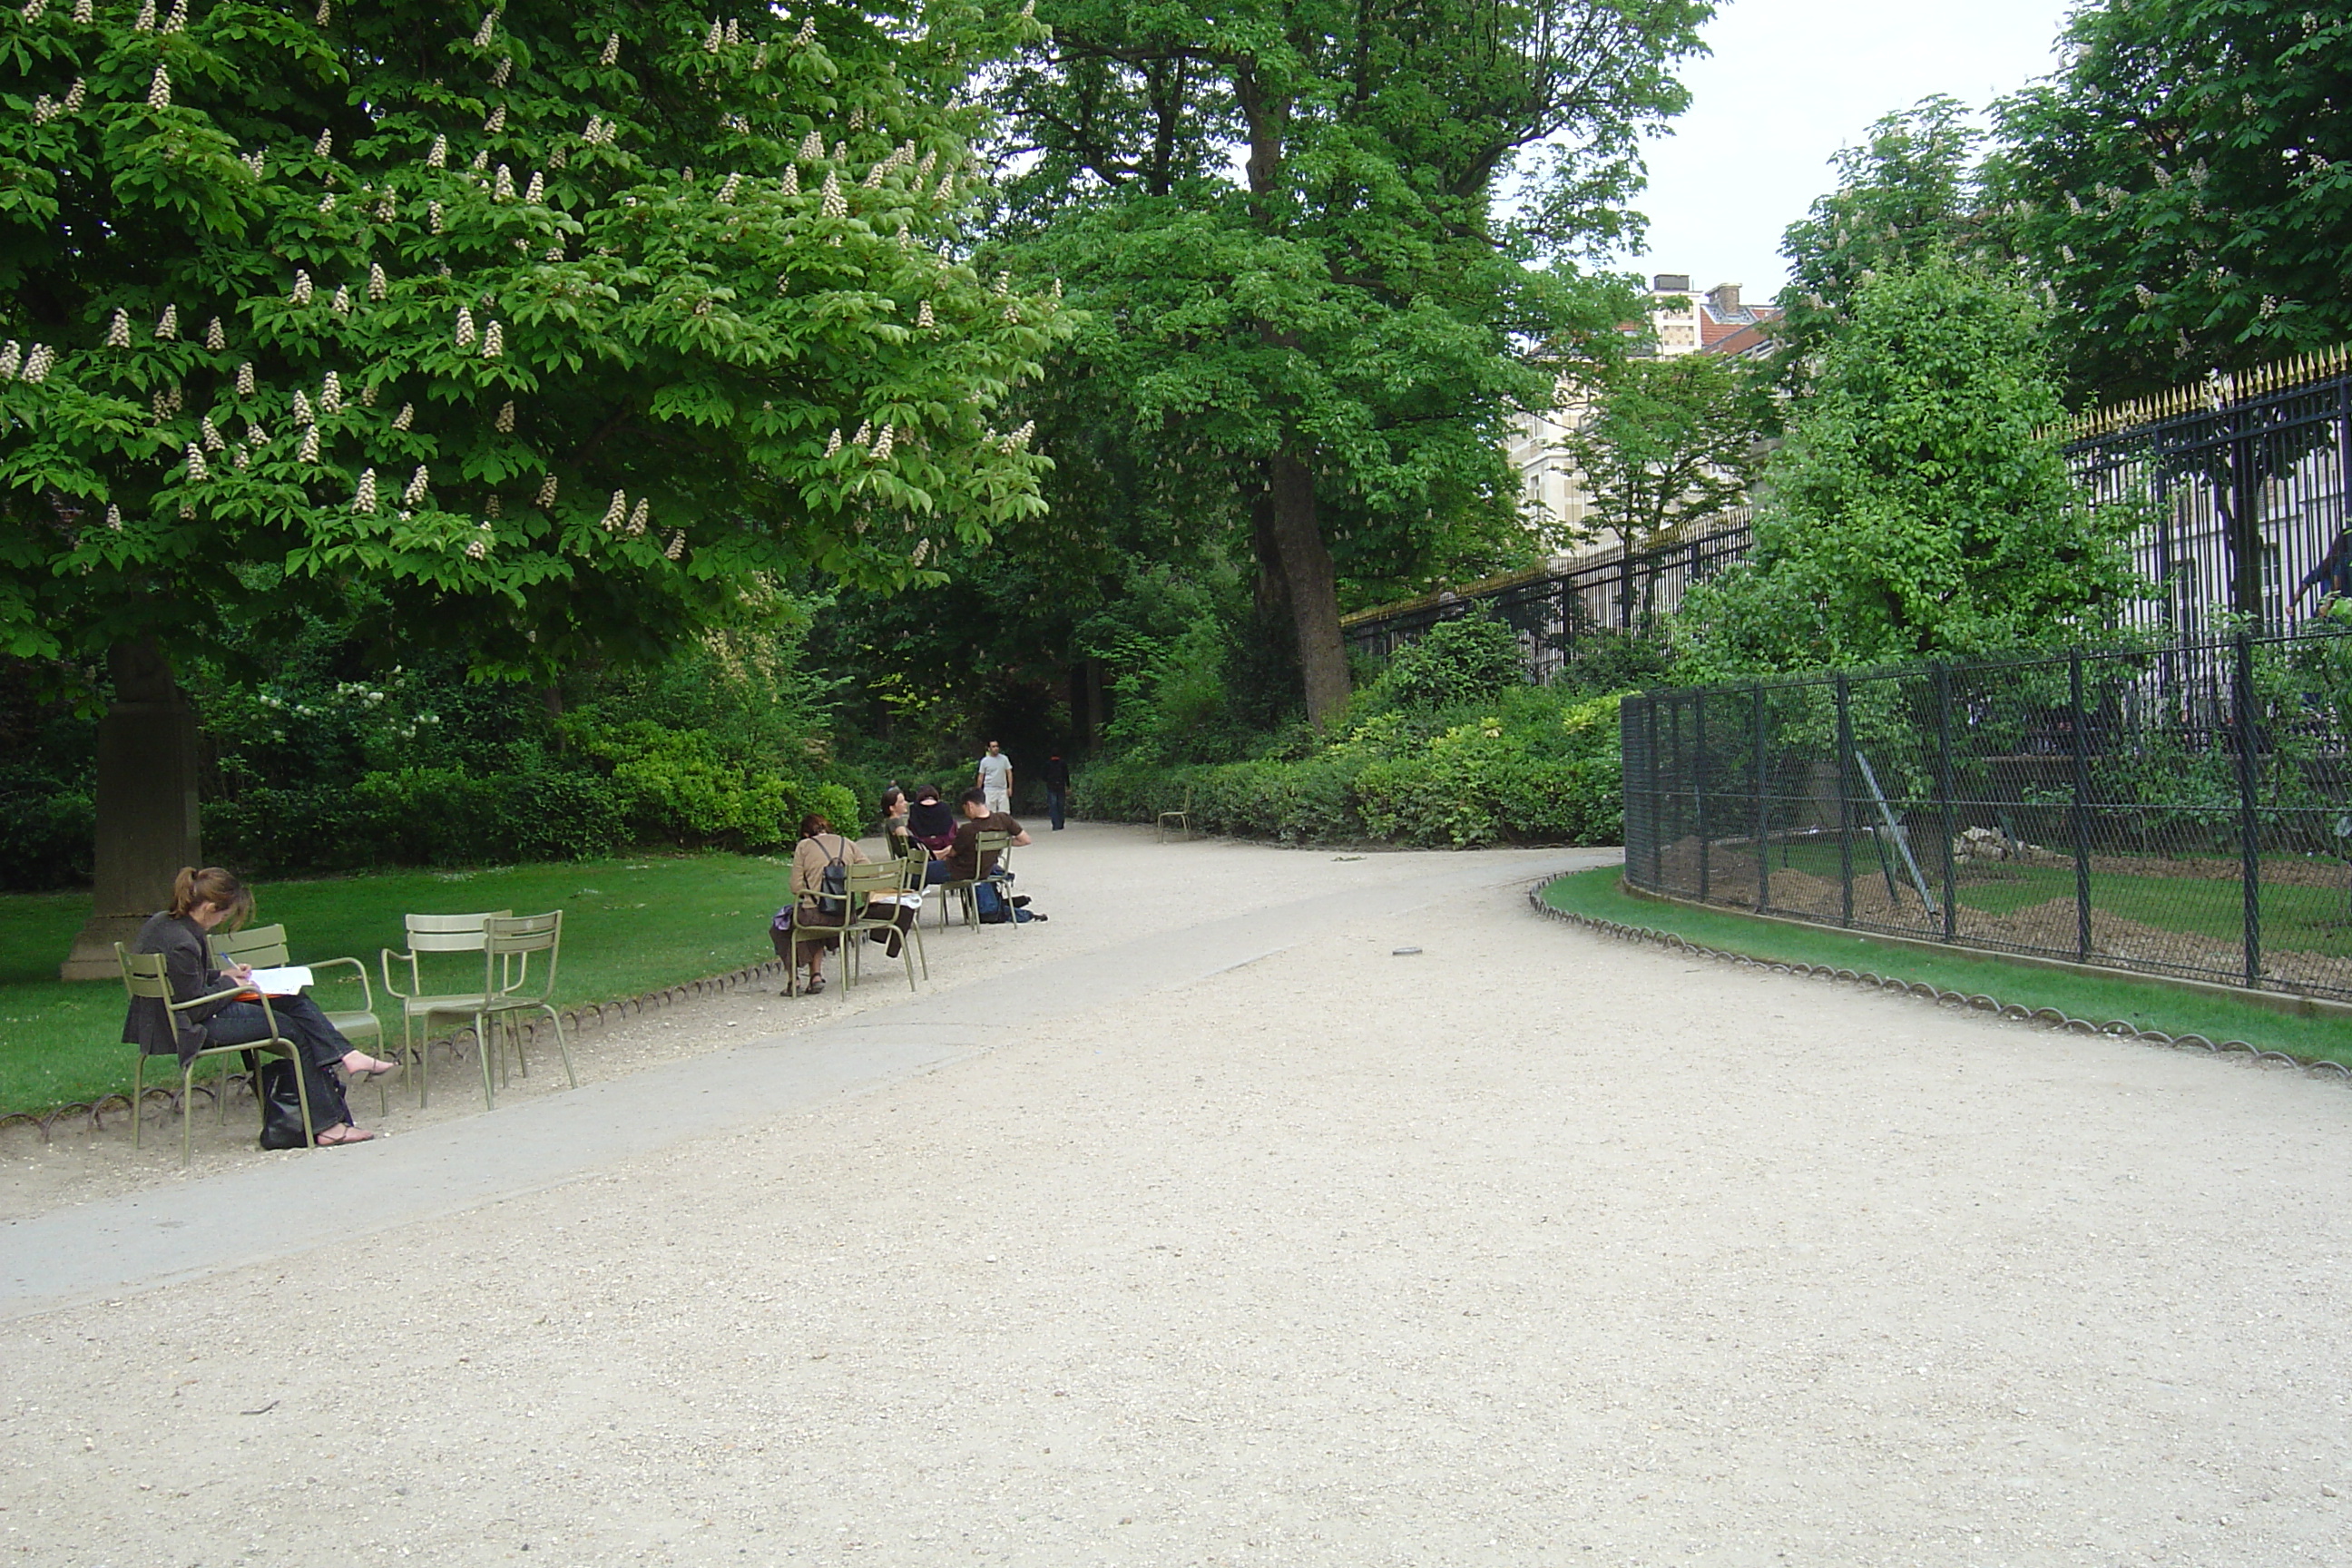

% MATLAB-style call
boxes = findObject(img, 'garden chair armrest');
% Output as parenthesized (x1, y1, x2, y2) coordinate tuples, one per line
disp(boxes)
(379, 949, 420, 1000)
(309, 955, 375, 1010)
(169, 984, 257, 1014)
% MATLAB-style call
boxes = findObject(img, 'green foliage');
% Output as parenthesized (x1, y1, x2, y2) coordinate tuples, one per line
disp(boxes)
(1773, 97, 1995, 394)
(1990, 0, 2352, 395)
(1074, 682, 1625, 848)
(0, 0, 1072, 678)
(1380, 614, 1525, 711)
(1675, 263, 2142, 678)
(1559, 350, 1760, 556)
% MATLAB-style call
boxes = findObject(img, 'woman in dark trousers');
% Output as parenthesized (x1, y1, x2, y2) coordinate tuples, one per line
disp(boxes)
(121, 867, 395, 1146)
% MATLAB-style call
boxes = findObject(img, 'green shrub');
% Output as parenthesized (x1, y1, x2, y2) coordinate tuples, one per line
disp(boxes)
(1073, 686, 1628, 848)
(1383, 614, 1526, 710)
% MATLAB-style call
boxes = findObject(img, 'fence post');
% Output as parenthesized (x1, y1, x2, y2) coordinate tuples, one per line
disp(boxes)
(1753, 682, 1769, 914)
(1935, 662, 1956, 943)
(2234, 631, 2262, 985)
(1646, 694, 1664, 889)
(1694, 688, 1710, 900)
(2070, 649, 2092, 965)
(1834, 672, 1853, 928)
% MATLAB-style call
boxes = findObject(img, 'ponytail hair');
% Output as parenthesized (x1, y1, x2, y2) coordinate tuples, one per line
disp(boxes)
(169, 866, 251, 927)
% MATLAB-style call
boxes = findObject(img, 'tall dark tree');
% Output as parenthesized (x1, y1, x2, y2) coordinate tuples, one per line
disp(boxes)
(987, 0, 1710, 723)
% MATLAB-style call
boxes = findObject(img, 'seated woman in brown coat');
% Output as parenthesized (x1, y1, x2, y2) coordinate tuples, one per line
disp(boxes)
(786, 813, 869, 995)
(122, 867, 396, 1146)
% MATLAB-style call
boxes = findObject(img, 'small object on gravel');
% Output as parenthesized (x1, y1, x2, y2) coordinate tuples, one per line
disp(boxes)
(1334, 854, 1363, 861)
(1392, 946, 1422, 956)
(239, 1400, 278, 1416)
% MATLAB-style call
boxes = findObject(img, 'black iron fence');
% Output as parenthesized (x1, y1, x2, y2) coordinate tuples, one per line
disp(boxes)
(2063, 349, 2352, 640)
(1621, 629, 2352, 1001)
(1340, 515, 1753, 682)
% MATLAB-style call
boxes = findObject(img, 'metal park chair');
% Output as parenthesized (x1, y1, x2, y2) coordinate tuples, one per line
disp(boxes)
(115, 945, 315, 1162)
(209, 923, 387, 1114)
(475, 912, 574, 1109)
(838, 862, 921, 994)
(379, 910, 511, 1108)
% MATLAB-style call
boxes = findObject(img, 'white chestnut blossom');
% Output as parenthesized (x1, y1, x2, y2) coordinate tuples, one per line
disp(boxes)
(524, 171, 544, 202)
(22, 344, 54, 383)
(820, 170, 845, 220)
(320, 371, 341, 413)
(627, 499, 649, 534)
(485, 104, 505, 134)
(428, 133, 448, 169)
(456, 307, 476, 348)
(184, 442, 208, 481)
(481, 320, 503, 358)
(403, 466, 429, 505)
(204, 317, 225, 349)
(601, 490, 627, 530)
(132, 0, 152, 27)
(298, 424, 320, 462)
(235, 362, 255, 395)
(0, 342, 18, 379)
(824, 429, 841, 456)
(798, 130, 824, 161)
(352, 468, 377, 513)
(147, 64, 170, 110)
(291, 389, 314, 424)
(291, 270, 314, 304)
(793, 15, 815, 44)
(664, 530, 686, 560)
(331, 285, 351, 316)
(106, 504, 123, 530)
(471, 9, 495, 47)
(599, 30, 619, 64)
(916, 299, 934, 328)
(535, 475, 558, 506)
(494, 164, 515, 201)
(200, 416, 223, 450)
(392, 402, 414, 430)
(104, 309, 131, 348)
(495, 400, 514, 433)
(314, 129, 331, 158)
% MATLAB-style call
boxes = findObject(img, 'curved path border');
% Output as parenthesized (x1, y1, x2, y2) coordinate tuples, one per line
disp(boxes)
(1529, 873, 2352, 1084)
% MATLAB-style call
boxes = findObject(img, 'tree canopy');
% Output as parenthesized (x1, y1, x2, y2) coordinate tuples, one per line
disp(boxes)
(1677, 262, 2141, 677)
(0, 0, 1071, 680)
(984, 0, 1710, 723)
(1991, 0, 2352, 397)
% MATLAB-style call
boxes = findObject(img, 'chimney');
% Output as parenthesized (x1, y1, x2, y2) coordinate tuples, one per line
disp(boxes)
(1709, 281, 1743, 316)
(1651, 273, 1692, 294)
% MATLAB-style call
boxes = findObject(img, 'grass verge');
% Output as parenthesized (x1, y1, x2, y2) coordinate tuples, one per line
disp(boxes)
(0, 853, 791, 1114)
(1540, 866, 2352, 1067)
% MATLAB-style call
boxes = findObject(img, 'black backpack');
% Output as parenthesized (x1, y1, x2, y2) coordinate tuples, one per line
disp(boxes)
(814, 835, 849, 916)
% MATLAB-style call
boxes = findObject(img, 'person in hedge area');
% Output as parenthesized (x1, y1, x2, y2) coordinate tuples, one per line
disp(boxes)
(122, 867, 395, 1147)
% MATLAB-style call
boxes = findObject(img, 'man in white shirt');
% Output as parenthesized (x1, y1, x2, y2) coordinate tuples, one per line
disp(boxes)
(975, 740, 1014, 815)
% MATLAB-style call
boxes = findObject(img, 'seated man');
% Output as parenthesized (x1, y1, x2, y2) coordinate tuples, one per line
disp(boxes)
(938, 787, 1045, 923)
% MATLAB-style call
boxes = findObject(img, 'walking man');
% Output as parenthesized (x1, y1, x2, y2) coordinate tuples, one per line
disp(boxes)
(1042, 751, 1070, 830)
(976, 740, 1014, 815)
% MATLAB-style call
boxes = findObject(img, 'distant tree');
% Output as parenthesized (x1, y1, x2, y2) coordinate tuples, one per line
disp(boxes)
(1991, 0, 2352, 395)
(985, 0, 1711, 726)
(1558, 350, 1758, 564)
(1675, 263, 2140, 677)
(1773, 95, 1995, 393)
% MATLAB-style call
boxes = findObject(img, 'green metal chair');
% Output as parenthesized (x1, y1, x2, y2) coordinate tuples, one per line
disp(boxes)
(839, 862, 922, 993)
(209, 923, 387, 1115)
(476, 912, 574, 1108)
(379, 910, 512, 1108)
(115, 944, 315, 1162)
(1157, 789, 1193, 843)
(931, 830, 1017, 930)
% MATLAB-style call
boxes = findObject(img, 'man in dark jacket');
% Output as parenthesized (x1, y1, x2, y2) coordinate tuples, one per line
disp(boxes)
(1042, 753, 1071, 830)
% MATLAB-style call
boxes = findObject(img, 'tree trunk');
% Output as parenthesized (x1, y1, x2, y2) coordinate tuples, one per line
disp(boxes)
(59, 638, 204, 980)
(1267, 450, 1352, 725)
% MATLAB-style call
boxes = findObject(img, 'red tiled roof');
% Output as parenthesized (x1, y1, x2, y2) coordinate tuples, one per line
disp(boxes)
(1705, 319, 1777, 358)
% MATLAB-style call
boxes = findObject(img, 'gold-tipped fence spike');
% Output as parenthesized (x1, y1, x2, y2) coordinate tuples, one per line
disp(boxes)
(2055, 345, 2351, 444)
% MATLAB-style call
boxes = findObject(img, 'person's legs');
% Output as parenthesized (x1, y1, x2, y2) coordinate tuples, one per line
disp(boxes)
(984, 787, 1010, 815)
(204, 1001, 356, 1131)
(1047, 788, 1065, 830)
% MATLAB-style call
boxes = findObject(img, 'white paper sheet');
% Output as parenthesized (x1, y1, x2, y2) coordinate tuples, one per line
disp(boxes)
(244, 965, 313, 995)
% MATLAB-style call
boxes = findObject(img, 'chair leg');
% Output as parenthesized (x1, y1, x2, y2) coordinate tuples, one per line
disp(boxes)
(181, 1063, 196, 1165)
(132, 1053, 145, 1152)
(291, 1044, 317, 1150)
(541, 1005, 575, 1089)
(476, 1012, 497, 1111)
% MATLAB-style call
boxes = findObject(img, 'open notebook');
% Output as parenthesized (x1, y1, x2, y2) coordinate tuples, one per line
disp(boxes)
(243, 965, 313, 995)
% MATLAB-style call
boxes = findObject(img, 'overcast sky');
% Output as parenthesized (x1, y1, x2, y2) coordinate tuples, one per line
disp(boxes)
(1624, 0, 2075, 303)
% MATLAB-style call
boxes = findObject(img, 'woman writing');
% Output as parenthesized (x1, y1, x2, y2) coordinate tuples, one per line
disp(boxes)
(121, 867, 395, 1147)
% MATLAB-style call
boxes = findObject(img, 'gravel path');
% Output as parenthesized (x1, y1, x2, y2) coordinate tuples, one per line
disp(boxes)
(4, 827, 2350, 1567)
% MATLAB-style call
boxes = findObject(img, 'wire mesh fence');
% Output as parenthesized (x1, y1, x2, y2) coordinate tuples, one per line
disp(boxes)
(1622, 629, 2352, 1001)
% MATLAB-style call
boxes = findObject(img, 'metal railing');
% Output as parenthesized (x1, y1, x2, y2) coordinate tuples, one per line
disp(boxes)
(1340, 516, 1754, 683)
(1621, 628, 2352, 1002)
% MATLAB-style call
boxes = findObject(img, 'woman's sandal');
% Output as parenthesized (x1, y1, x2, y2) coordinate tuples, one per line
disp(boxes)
(803, 975, 826, 995)
(314, 1124, 377, 1146)
(342, 1054, 400, 1080)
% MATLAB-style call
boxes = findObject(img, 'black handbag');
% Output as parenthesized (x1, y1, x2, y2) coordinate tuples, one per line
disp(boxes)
(254, 1054, 347, 1150)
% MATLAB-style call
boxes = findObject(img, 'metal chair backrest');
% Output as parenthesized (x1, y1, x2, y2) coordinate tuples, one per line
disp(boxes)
(483, 912, 561, 1000)
(116, 944, 172, 1001)
(210, 923, 291, 970)
(842, 861, 902, 913)
(975, 829, 1014, 876)
(407, 910, 512, 951)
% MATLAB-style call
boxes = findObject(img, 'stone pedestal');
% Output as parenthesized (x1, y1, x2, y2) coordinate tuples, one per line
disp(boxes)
(59, 650, 202, 980)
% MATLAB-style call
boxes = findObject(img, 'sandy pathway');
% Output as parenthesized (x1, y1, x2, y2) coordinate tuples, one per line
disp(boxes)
(4, 828, 2351, 1567)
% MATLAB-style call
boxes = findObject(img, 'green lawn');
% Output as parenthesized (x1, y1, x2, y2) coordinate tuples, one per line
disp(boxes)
(0, 854, 792, 1114)
(1735, 838, 2352, 956)
(1543, 865, 2352, 1066)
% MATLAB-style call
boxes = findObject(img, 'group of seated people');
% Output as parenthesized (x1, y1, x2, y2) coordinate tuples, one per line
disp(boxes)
(779, 785, 1045, 995)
